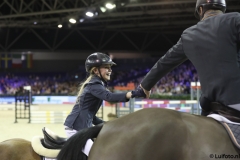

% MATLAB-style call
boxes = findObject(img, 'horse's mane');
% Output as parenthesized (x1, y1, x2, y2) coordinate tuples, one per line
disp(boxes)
(57, 124, 103, 160)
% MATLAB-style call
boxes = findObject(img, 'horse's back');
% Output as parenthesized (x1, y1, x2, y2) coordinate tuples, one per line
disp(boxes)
(0, 138, 41, 160)
(89, 108, 239, 160)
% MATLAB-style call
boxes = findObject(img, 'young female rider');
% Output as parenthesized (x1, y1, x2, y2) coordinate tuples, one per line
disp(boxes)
(64, 52, 146, 138)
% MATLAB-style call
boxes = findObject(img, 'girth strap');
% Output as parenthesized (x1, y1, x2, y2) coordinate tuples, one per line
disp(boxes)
(210, 102, 240, 123)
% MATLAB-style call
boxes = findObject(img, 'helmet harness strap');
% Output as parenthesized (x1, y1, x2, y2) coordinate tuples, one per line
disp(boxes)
(97, 67, 108, 86)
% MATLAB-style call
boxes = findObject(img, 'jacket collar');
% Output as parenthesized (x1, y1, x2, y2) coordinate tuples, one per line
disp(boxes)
(90, 75, 107, 86)
(201, 10, 223, 21)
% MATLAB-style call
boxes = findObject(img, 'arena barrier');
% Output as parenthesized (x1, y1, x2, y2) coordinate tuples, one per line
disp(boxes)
(30, 100, 197, 123)
(10, 82, 202, 123)
(115, 82, 202, 117)
(190, 82, 201, 115)
(29, 105, 104, 124)
(115, 99, 199, 118)
(30, 111, 70, 124)
(116, 98, 135, 117)
(15, 86, 31, 123)
(30, 109, 103, 124)
(135, 100, 198, 113)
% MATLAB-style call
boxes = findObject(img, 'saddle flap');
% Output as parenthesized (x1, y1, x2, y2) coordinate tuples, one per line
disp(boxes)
(31, 136, 60, 158)
(42, 127, 67, 146)
(43, 138, 62, 149)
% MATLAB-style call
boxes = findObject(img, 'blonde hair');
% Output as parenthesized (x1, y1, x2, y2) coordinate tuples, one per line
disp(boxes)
(77, 67, 96, 96)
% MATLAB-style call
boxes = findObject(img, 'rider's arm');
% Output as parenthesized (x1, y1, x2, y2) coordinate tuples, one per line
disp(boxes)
(90, 84, 130, 102)
(237, 13, 240, 68)
(141, 38, 187, 91)
(236, 13, 240, 41)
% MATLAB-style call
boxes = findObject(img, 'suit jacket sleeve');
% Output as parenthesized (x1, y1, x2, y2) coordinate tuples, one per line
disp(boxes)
(235, 13, 240, 67)
(237, 13, 240, 42)
(141, 38, 187, 91)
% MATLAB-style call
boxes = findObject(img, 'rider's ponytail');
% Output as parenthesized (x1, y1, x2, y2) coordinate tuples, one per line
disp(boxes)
(77, 67, 96, 97)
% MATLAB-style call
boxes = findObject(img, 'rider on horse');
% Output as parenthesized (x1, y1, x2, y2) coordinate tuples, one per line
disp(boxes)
(140, 0, 240, 121)
(64, 52, 145, 137)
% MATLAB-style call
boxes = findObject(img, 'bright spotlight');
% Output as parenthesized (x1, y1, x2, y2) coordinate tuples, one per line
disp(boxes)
(58, 24, 62, 28)
(79, 19, 85, 23)
(100, 7, 107, 13)
(69, 18, 76, 24)
(86, 11, 94, 17)
(105, 3, 116, 9)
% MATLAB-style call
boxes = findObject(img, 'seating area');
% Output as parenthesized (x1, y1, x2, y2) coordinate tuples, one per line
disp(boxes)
(0, 73, 79, 95)
(112, 59, 198, 95)
(0, 59, 198, 96)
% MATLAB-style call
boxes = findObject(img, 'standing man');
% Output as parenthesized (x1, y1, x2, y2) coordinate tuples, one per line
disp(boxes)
(140, 0, 240, 118)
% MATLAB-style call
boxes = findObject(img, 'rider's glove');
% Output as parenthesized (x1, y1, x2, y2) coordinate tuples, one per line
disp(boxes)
(131, 86, 146, 98)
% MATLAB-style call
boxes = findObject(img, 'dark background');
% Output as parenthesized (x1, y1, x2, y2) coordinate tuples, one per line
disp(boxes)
(0, 0, 239, 72)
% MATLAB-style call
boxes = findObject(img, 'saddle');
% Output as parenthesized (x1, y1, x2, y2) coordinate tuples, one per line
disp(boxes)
(31, 127, 68, 159)
(207, 103, 240, 150)
(210, 102, 240, 123)
(42, 127, 67, 149)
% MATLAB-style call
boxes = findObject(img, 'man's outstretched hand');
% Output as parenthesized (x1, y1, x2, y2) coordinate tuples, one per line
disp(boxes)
(131, 85, 151, 98)
(131, 85, 146, 98)
(140, 84, 151, 98)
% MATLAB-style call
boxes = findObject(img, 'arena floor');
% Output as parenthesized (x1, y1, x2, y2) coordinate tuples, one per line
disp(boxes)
(0, 104, 116, 143)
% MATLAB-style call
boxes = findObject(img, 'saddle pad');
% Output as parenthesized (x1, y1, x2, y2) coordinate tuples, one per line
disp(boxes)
(207, 114, 240, 125)
(44, 157, 56, 160)
(83, 139, 93, 156)
(221, 122, 240, 150)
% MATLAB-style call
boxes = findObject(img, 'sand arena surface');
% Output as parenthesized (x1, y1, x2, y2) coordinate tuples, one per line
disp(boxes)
(0, 104, 116, 142)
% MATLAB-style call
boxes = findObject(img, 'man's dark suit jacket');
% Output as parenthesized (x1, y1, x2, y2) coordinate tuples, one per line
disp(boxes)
(141, 12, 240, 110)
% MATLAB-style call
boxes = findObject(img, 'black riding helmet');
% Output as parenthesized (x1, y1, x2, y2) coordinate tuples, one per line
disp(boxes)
(195, 0, 226, 20)
(85, 52, 116, 73)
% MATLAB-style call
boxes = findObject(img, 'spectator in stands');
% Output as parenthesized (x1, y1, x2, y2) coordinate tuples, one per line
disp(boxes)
(175, 84, 183, 94)
(63, 52, 145, 139)
(140, 0, 240, 118)
(0, 60, 198, 95)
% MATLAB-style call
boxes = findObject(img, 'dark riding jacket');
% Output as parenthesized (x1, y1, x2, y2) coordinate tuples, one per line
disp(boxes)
(64, 75, 129, 131)
(141, 12, 240, 112)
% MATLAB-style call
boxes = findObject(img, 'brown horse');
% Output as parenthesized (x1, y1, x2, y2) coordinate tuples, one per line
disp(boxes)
(0, 138, 41, 160)
(57, 108, 240, 160)
(0, 129, 62, 160)
(1, 108, 239, 160)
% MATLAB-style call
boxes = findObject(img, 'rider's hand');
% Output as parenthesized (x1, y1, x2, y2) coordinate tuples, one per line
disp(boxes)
(131, 85, 146, 98)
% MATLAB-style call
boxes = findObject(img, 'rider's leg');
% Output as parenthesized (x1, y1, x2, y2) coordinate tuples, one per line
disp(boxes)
(64, 126, 78, 138)
(64, 126, 93, 157)
(200, 95, 212, 116)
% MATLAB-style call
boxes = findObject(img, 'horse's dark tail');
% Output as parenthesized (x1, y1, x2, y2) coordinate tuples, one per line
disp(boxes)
(57, 124, 104, 160)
